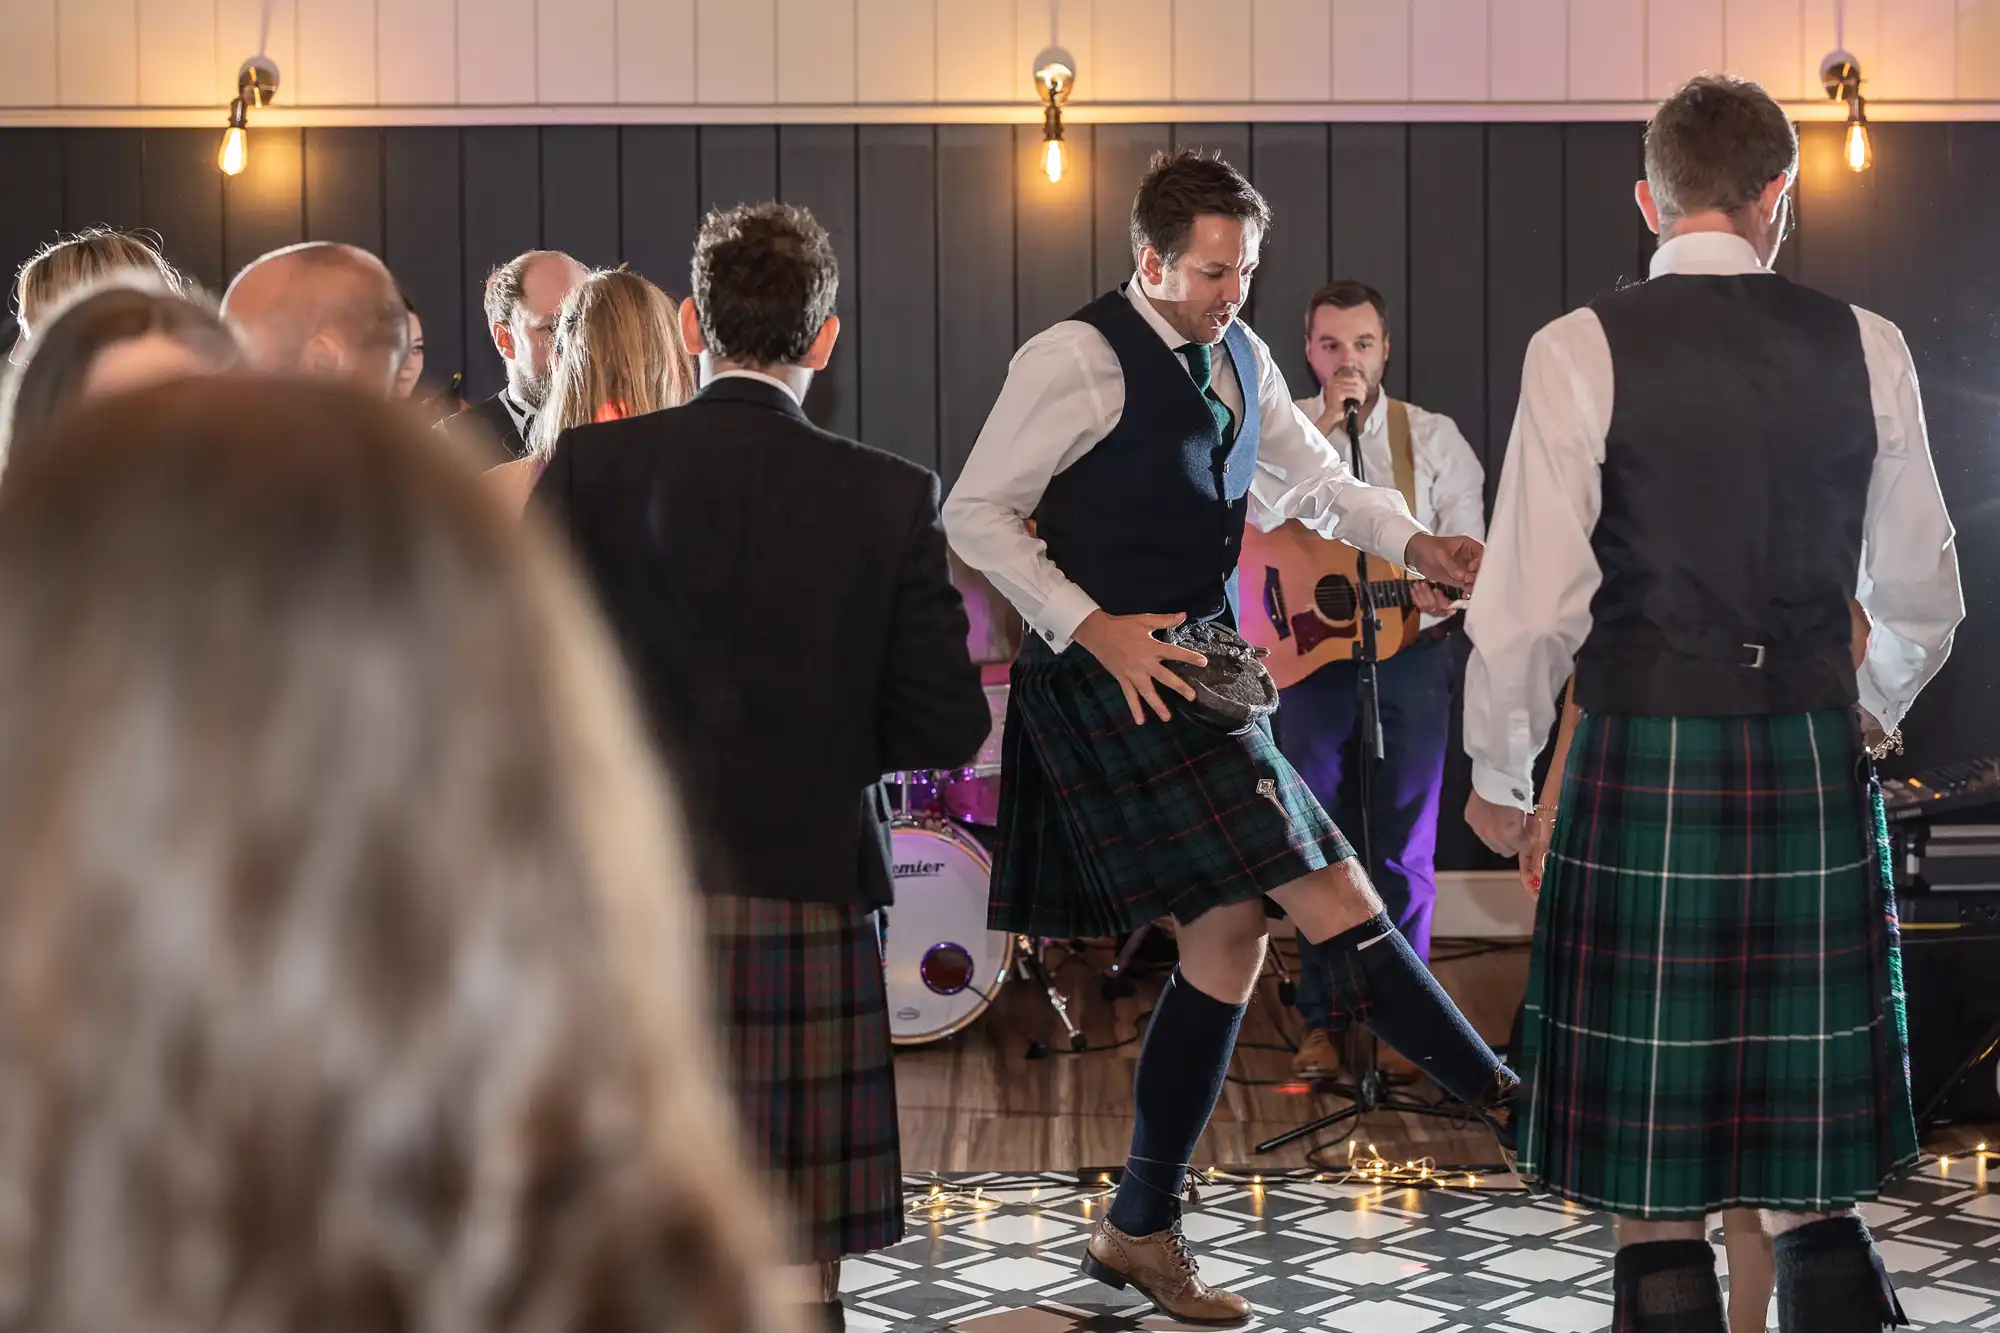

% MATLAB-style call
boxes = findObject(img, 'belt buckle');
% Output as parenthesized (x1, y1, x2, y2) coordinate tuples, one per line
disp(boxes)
(1743, 642, 1766, 669)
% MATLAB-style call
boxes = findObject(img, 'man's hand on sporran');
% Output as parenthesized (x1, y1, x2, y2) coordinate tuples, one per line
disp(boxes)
(1073, 610, 1207, 727)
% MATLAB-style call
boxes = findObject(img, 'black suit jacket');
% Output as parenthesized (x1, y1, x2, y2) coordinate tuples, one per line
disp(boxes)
(436, 392, 528, 463)
(534, 376, 989, 908)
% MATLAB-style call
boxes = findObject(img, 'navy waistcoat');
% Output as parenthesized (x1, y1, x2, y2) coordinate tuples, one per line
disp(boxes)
(1575, 273, 1874, 716)
(1034, 287, 1264, 625)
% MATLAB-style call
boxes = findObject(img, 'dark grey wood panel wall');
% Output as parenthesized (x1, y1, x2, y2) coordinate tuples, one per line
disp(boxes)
(12, 121, 1988, 867)
(1788, 122, 2000, 792)
(1, 120, 1659, 484)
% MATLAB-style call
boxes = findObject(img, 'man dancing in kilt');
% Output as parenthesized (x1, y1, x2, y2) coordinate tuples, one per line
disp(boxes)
(945, 150, 1519, 1323)
(1464, 76, 1963, 1333)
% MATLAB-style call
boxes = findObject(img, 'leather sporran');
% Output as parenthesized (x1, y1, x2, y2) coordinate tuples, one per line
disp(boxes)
(1163, 619, 1278, 735)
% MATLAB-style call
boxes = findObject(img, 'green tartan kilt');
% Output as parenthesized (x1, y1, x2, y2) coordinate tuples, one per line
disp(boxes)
(987, 632, 1354, 939)
(1517, 709, 1918, 1218)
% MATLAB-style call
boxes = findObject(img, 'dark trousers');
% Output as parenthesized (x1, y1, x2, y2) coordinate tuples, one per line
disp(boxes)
(1278, 633, 1453, 1030)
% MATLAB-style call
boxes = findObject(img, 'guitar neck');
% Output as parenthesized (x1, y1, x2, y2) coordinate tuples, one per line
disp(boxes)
(1369, 576, 1464, 607)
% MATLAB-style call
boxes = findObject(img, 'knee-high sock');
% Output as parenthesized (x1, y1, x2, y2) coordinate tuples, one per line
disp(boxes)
(1303, 913, 1516, 1124)
(1105, 969, 1246, 1238)
(1612, 1241, 1727, 1333)
(1773, 1216, 1909, 1330)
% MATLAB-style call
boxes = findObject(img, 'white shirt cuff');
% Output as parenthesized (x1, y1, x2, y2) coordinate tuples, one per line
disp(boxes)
(1379, 513, 1427, 568)
(1856, 675, 1900, 734)
(1472, 761, 1536, 812)
(1033, 583, 1102, 654)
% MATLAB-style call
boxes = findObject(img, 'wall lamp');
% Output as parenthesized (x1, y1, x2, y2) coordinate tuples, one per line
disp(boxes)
(1034, 46, 1075, 184)
(219, 56, 279, 177)
(1821, 52, 1871, 173)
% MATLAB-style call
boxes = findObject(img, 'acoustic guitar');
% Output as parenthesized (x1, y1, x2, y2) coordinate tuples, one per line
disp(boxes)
(1236, 521, 1463, 690)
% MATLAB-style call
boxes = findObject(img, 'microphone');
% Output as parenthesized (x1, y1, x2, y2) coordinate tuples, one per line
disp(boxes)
(1341, 397, 1361, 439)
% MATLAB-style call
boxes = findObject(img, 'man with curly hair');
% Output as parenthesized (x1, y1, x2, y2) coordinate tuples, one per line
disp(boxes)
(532, 202, 990, 1331)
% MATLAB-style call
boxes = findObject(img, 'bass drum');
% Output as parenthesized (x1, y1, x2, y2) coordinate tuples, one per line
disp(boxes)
(884, 819, 1014, 1044)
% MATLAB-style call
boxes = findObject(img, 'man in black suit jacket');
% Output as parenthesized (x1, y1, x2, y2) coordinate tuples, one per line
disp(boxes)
(532, 203, 986, 1328)
(437, 249, 586, 461)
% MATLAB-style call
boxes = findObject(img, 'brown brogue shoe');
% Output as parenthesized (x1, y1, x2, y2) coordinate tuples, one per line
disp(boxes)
(1080, 1217, 1251, 1324)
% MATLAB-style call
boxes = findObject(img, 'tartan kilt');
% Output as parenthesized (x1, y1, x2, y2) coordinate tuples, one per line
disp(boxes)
(1517, 709, 1919, 1218)
(988, 631, 1354, 939)
(704, 894, 903, 1261)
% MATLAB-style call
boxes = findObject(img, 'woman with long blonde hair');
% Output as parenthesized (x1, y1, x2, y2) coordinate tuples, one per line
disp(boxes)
(9, 226, 188, 362)
(1, 278, 241, 468)
(487, 267, 695, 513)
(0, 377, 798, 1333)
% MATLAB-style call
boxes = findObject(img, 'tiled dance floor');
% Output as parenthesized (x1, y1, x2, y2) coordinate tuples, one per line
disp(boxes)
(844, 1165, 2000, 1331)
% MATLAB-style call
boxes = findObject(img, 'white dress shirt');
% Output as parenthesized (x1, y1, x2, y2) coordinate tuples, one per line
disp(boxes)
(1463, 230, 1964, 809)
(944, 278, 1428, 652)
(1297, 388, 1486, 628)
(709, 366, 805, 405)
(498, 385, 533, 440)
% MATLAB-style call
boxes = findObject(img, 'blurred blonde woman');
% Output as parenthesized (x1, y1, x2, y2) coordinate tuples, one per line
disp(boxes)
(487, 267, 695, 513)
(9, 226, 188, 362)
(0, 278, 241, 469)
(0, 377, 799, 1333)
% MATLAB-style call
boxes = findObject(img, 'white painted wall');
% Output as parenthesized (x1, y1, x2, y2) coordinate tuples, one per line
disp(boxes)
(0, 0, 1983, 122)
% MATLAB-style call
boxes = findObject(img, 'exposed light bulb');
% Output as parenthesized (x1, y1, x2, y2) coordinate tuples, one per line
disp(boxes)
(218, 124, 248, 176)
(1823, 54, 1871, 174)
(1845, 119, 1872, 173)
(1032, 45, 1075, 188)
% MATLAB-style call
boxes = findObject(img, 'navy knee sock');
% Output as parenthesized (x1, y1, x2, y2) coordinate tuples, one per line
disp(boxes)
(1773, 1216, 1909, 1330)
(1612, 1241, 1726, 1332)
(1304, 913, 1517, 1131)
(1105, 969, 1246, 1238)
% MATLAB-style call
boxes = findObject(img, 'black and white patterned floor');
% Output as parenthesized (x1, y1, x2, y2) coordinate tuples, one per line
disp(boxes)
(843, 1165, 2000, 1332)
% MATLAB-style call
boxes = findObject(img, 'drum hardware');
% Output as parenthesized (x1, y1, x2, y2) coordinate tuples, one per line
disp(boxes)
(1017, 937, 1089, 1057)
(883, 807, 1091, 1052)
(884, 681, 1092, 1052)
(1100, 925, 1154, 1000)
(1099, 923, 1297, 1006)
(885, 814, 1014, 1045)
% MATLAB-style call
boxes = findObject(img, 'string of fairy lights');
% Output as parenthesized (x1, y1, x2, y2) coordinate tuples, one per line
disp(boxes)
(1933, 1142, 1995, 1180)
(904, 1145, 1499, 1222)
(904, 1143, 1997, 1221)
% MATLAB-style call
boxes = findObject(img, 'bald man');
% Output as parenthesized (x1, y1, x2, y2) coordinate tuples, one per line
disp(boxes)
(438, 250, 588, 461)
(221, 242, 408, 396)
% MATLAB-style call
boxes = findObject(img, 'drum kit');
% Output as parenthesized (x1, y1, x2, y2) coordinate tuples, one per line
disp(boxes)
(881, 682, 1088, 1051)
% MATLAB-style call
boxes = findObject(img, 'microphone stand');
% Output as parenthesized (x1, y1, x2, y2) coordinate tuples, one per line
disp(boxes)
(1255, 397, 1477, 1158)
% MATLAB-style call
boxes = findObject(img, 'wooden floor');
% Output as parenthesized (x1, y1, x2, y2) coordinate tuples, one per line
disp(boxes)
(895, 936, 1997, 1174)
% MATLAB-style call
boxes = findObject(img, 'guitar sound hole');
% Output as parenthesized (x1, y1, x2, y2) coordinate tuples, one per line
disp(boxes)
(1315, 576, 1357, 622)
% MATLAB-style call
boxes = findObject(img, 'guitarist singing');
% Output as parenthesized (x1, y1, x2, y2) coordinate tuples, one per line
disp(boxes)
(1278, 281, 1486, 1081)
